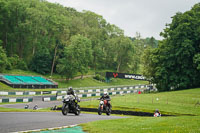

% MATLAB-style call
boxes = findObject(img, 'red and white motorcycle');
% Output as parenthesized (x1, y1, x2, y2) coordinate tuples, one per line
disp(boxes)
(97, 98, 111, 116)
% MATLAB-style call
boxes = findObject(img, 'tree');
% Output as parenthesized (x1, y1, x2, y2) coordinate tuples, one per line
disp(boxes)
(0, 45, 8, 72)
(144, 3, 200, 91)
(30, 48, 52, 74)
(57, 35, 92, 79)
(105, 36, 134, 72)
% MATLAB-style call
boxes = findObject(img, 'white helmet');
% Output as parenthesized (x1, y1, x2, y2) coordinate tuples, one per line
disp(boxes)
(104, 92, 108, 95)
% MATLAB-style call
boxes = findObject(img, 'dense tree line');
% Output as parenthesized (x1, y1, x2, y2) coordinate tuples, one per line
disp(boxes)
(0, 0, 157, 79)
(142, 3, 200, 91)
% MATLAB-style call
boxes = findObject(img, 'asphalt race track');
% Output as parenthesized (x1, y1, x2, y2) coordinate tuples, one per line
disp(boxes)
(0, 95, 62, 109)
(0, 112, 125, 133)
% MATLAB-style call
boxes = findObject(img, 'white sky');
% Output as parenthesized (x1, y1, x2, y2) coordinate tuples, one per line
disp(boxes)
(46, 0, 199, 40)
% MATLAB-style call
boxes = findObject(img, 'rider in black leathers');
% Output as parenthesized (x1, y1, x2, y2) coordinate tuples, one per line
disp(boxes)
(66, 87, 79, 106)
(67, 87, 75, 96)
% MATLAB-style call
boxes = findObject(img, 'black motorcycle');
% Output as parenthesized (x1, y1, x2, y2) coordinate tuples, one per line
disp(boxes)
(62, 95, 80, 116)
(98, 98, 111, 116)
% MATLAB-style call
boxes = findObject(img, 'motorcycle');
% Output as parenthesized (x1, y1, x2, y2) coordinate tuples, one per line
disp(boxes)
(97, 98, 111, 116)
(62, 95, 81, 116)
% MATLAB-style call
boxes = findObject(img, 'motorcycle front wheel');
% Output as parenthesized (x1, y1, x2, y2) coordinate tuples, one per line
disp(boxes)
(98, 106, 102, 115)
(106, 107, 111, 116)
(62, 103, 69, 115)
(74, 105, 81, 116)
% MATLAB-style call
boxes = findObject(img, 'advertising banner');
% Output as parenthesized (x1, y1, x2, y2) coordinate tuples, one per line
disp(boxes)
(106, 72, 146, 80)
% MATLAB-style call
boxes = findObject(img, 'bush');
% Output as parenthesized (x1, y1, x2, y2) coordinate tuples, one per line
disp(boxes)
(93, 74, 105, 82)
(0, 46, 8, 72)
(7, 55, 28, 70)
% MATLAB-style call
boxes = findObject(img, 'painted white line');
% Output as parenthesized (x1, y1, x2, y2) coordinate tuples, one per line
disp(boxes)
(123, 87, 127, 90)
(57, 96, 63, 100)
(51, 91, 57, 94)
(16, 92, 23, 95)
(112, 92, 116, 95)
(9, 98, 16, 102)
(23, 98, 29, 102)
(111, 88, 115, 91)
(12, 124, 78, 133)
(117, 88, 121, 90)
(61, 91, 67, 94)
(78, 94, 83, 98)
(29, 92, 36, 95)
(43, 97, 50, 102)
(79, 90, 84, 93)
(0, 92, 8, 95)
(96, 89, 100, 92)
(88, 90, 92, 93)
(87, 94, 92, 97)
(96, 93, 100, 96)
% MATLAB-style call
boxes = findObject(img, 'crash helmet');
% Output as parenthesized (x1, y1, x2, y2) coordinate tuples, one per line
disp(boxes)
(104, 92, 108, 96)
(68, 86, 73, 91)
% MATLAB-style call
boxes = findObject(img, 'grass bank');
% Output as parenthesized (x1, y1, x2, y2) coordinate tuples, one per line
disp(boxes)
(80, 88, 200, 116)
(80, 88, 200, 132)
(81, 116, 200, 133)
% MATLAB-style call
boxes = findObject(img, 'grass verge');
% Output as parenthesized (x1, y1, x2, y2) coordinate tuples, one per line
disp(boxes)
(81, 116, 200, 133)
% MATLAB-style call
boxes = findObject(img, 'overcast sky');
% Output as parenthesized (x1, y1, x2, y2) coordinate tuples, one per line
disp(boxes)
(46, 0, 199, 40)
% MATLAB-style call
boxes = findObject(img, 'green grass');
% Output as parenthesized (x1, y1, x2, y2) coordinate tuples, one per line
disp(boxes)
(81, 116, 200, 133)
(80, 88, 200, 116)
(80, 88, 200, 133)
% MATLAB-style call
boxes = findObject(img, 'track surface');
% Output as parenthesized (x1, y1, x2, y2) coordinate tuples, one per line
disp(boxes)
(0, 96, 125, 133)
(0, 112, 125, 133)
(0, 95, 62, 109)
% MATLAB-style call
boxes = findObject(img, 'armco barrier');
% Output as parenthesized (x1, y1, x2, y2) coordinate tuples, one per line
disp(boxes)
(42, 89, 145, 102)
(0, 97, 33, 103)
(0, 85, 148, 96)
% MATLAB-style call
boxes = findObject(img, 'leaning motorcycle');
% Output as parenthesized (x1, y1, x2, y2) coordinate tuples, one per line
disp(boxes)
(62, 95, 80, 116)
(98, 98, 111, 116)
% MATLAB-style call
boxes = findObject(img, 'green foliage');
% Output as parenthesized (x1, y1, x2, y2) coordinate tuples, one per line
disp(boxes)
(0, 46, 8, 72)
(30, 48, 52, 74)
(143, 3, 200, 91)
(7, 55, 27, 70)
(93, 74, 105, 82)
(193, 54, 200, 70)
(105, 36, 135, 72)
(0, 0, 159, 76)
(57, 35, 92, 79)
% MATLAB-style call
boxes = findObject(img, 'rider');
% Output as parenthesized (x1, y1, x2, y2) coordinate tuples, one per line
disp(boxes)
(67, 87, 80, 105)
(67, 87, 75, 96)
(100, 92, 111, 108)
